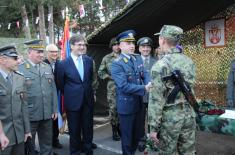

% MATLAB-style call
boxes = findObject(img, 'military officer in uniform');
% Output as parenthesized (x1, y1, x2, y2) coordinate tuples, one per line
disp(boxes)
(136, 37, 156, 152)
(0, 45, 31, 155)
(110, 30, 152, 155)
(98, 37, 121, 141)
(19, 40, 58, 155)
(148, 25, 196, 155)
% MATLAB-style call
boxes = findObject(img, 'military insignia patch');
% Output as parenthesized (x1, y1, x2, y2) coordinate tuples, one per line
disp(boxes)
(25, 77, 32, 86)
(123, 57, 128, 63)
(128, 33, 134, 38)
(25, 63, 30, 69)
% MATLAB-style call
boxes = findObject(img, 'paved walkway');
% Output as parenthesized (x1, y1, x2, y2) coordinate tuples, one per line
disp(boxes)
(49, 123, 235, 155)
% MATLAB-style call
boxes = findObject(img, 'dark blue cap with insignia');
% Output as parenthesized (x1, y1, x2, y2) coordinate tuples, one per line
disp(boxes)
(116, 30, 136, 43)
(24, 39, 45, 51)
(137, 37, 153, 47)
(0, 45, 18, 57)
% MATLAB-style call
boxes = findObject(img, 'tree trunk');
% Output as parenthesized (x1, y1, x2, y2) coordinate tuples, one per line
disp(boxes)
(21, 5, 31, 39)
(48, 5, 54, 44)
(38, 3, 46, 45)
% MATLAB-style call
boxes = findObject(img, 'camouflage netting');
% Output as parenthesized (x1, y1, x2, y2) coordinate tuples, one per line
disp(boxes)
(182, 4, 235, 106)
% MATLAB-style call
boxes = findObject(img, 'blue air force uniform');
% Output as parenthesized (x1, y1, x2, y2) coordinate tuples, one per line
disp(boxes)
(110, 30, 150, 155)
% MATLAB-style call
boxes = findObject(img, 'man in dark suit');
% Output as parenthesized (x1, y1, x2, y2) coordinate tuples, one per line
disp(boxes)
(44, 44, 62, 150)
(111, 30, 152, 155)
(136, 37, 157, 152)
(57, 35, 96, 155)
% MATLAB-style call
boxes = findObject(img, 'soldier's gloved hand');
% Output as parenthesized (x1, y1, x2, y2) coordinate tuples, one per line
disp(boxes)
(227, 100, 234, 108)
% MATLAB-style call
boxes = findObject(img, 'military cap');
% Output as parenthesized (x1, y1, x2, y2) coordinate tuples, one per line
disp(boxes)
(46, 44, 59, 52)
(154, 25, 183, 40)
(116, 30, 136, 42)
(137, 37, 153, 47)
(24, 39, 45, 51)
(0, 45, 18, 57)
(109, 37, 118, 48)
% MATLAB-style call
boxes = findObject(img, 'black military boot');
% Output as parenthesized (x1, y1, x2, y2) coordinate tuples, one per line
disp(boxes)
(112, 125, 120, 141)
(138, 137, 146, 152)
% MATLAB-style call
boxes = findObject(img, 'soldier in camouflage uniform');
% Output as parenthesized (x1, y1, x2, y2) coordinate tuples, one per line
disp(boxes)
(148, 25, 196, 155)
(98, 38, 121, 141)
(19, 40, 58, 155)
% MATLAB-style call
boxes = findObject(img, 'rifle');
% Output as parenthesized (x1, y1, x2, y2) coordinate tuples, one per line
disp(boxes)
(162, 70, 199, 112)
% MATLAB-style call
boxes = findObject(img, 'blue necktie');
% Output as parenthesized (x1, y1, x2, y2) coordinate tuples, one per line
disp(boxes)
(78, 56, 84, 81)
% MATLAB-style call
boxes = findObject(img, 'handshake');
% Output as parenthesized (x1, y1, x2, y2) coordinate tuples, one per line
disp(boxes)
(145, 82, 153, 92)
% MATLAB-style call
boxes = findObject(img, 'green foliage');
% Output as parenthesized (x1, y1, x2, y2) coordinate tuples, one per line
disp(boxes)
(0, 0, 126, 38)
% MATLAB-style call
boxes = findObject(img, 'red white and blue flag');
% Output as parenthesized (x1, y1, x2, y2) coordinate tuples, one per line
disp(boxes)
(58, 16, 70, 132)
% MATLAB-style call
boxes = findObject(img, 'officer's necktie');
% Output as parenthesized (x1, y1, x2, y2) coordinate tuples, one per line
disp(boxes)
(77, 56, 84, 81)
(6, 73, 12, 86)
(144, 57, 149, 69)
(35, 64, 40, 74)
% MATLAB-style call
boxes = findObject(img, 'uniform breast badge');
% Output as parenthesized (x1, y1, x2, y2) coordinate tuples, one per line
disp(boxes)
(25, 63, 30, 69)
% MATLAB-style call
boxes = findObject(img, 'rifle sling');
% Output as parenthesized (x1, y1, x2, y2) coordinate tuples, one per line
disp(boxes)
(167, 85, 181, 103)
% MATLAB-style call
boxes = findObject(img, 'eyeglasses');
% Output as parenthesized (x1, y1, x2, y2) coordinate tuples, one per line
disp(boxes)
(7, 56, 18, 61)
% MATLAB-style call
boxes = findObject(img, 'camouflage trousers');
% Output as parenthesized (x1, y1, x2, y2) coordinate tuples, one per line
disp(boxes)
(107, 92, 119, 126)
(158, 104, 196, 155)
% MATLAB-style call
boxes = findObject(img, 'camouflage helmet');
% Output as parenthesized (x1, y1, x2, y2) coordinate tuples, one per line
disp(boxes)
(154, 25, 183, 41)
(109, 37, 118, 48)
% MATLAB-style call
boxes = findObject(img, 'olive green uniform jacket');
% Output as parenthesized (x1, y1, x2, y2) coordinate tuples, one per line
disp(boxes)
(0, 71, 30, 146)
(19, 61, 58, 121)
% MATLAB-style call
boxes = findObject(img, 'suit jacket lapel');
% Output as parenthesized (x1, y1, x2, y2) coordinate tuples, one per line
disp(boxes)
(82, 56, 87, 82)
(68, 56, 82, 82)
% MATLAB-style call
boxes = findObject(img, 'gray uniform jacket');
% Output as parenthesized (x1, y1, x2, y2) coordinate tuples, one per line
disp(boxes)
(142, 56, 157, 103)
(0, 71, 30, 146)
(19, 61, 58, 121)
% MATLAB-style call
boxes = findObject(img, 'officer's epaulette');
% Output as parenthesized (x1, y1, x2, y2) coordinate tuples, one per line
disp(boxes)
(24, 62, 31, 69)
(14, 70, 24, 76)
